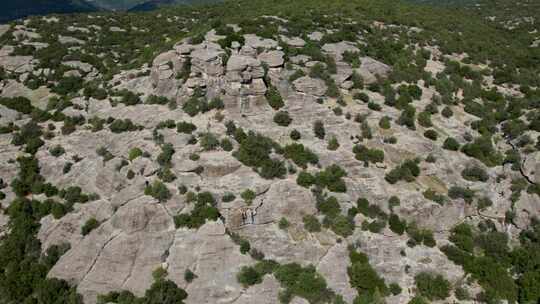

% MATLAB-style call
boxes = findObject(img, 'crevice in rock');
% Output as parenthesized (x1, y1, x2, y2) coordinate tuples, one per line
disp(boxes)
(80, 231, 122, 285)
(120, 244, 140, 288)
(316, 243, 335, 267)
(506, 139, 537, 185)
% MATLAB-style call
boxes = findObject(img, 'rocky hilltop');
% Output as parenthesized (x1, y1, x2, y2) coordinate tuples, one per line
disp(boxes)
(0, 1, 539, 304)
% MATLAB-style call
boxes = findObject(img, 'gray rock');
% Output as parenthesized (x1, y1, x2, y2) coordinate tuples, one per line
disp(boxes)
(317, 243, 357, 303)
(59, 35, 85, 45)
(63, 61, 94, 73)
(356, 57, 392, 84)
(166, 220, 253, 304)
(523, 151, 540, 184)
(308, 31, 324, 41)
(48, 197, 176, 304)
(293, 76, 327, 96)
(322, 42, 359, 61)
(233, 276, 280, 304)
(0, 25, 10, 38)
(258, 50, 285, 68)
(244, 34, 278, 49)
(280, 35, 306, 47)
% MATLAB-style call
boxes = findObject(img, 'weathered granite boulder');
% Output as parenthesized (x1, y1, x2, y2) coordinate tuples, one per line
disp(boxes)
(293, 76, 327, 96)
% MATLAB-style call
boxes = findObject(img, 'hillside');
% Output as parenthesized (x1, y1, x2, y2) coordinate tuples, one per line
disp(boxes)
(0, 0, 98, 23)
(0, 0, 539, 304)
(86, 0, 149, 11)
(128, 0, 222, 12)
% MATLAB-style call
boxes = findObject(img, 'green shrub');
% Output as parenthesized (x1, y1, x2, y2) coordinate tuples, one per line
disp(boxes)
(157, 143, 175, 166)
(200, 132, 219, 151)
(461, 136, 503, 167)
(273, 111, 292, 126)
(423, 189, 447, 205)
(443, 137, 460, 151)
(379, 116, 391, 129)
(313, 120, 325, 139)
(283, 143, 319, 168)
(146, 95, 170, 105)
(184, 269, 197, 283)
(237, 266, 263, 287)
(407, 224, 436, 247)
(327, 137, 339, 151)
(315, 165, 347, 193)
(241, 189, 256, 204)
(355, 92, 370, 103)
(368, 102, 381, 111)
(408, 296, 429, 304)
(208, 97, 224, 110)
(222, 192, 235, 202)
(353, 145, 384, 165)
(417, 111, 433, 128)
(441, 106, 454, 118)
(289, 69, 306, 82)
(385, 159, 420, 184)
(109, 119, 141, 133)
(461, 166, 489, 182)
(389, 214, 406, 235)
(448, 186, 475, 204)
(96, 146, 114, 162)
(389, 283, 402, 295)
(0, 96, 34, 114)
(182, 96, 208, 117)
(49, 145, 65, 157)
(329, 215, 354, 237)
(274, 263, 334, 304)
(348, 251, 387, 296)
(81, 218, 99, 236)
(297, 171, 315, 188)
(290, 129, 301, 140)
(174, 201, 219, 229)
(220, 138, 233, 151)
(233, 131, 285, 179)
(414, 272, 451, 301)
(128, 147, 143, 161)
(423, 129, 438, 141)
(279, 217, 290, 230)
(117, 89, 141, 106)
(303, 215, 321, 232)
(177, 121, 197, 134)
(52, 76, 83, 96)
(266, 86, 284, 110)
(144, 180, 171, 202)
(398, 105, 416, 130)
